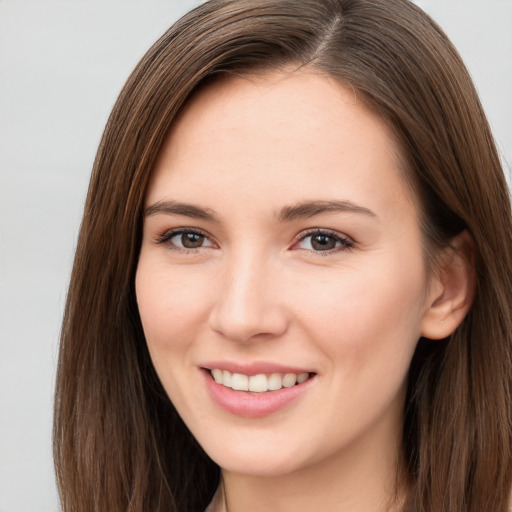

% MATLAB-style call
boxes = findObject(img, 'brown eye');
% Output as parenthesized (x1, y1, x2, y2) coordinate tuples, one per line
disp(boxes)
(296, 230, 353, 253)
(310, 234, 337, 251)
(181, 232, 205, 248)
(161, 230, 215, 250)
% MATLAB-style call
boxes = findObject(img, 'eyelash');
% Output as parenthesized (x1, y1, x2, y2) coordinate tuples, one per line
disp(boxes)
(293, 229, 354, 255)
(155, 227, 354, 255)
(155, 227, 215, 253)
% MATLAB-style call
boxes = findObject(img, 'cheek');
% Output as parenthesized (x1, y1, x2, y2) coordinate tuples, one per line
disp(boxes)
(135, 260, 213, 417)
(291, 260, 426, 370)
(135, 259, 211, 356)
(287, 265, 425, 444)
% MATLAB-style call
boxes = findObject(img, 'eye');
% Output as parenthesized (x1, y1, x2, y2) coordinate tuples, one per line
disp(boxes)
(156, 229, 215, 250)
(294, 229, 353, 253)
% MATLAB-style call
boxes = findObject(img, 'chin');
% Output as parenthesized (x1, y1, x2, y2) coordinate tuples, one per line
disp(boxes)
(196, 432, 314, 477)
(212, 454, 303, 478)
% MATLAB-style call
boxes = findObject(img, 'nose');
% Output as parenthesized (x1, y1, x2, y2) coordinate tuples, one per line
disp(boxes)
(208, 253, 289, 343)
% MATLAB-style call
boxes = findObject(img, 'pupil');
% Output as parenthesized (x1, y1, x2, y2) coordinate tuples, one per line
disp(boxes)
(182, 233, 204, 248)
(312, 234, 336, 251)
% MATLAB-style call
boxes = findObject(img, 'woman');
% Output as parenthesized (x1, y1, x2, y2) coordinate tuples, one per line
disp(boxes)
(53, 0, 512, 511)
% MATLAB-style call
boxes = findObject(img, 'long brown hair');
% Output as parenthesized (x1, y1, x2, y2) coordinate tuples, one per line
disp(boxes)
(54, 1, 512, 510)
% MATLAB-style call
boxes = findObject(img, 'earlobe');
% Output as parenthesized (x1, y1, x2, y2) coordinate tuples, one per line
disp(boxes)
(420, 231, 476, 340)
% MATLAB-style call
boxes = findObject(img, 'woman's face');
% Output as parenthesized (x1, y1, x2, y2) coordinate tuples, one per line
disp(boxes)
(136, 71, 438, 477)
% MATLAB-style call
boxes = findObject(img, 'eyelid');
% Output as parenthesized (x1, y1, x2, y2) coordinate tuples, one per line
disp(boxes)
(292, 228, 355, 253)
(155, 227, 217, 250)
(153, 226, 354, 254)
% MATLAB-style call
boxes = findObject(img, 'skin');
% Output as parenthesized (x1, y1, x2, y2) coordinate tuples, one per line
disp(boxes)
(136, 70, 471, 511)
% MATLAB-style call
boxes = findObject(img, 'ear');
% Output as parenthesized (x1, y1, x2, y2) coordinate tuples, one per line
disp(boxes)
(420, 231, 476, 340)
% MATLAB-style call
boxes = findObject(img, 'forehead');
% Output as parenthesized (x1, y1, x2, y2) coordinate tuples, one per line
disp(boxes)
(147, 70, 414, 223)
(165, 70, 396, 158)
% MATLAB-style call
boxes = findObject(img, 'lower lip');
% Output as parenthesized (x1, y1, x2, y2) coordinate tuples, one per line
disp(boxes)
(202, 370, 315, 418)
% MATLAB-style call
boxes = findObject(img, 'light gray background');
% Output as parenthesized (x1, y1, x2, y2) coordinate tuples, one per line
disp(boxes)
(0, 1, 510, 511)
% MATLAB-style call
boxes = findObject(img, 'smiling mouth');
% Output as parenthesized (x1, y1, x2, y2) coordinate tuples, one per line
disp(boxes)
(209, 369, 314, 393)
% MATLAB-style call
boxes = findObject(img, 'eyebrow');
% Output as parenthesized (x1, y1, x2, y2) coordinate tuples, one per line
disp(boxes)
(144, 200, 219, 222)
(143, 199, 377, 223)
(277, 200, 377, 222)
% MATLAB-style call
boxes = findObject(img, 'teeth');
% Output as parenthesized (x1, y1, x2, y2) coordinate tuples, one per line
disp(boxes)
(268, 373, 282, 391)
(210, 369, 311, 392)
(212, 368, 223, 384)
(248, 374, 268, 392)
(297, 372, 309, 384)
(282, 373, 297, 387)
(231, 373, 249, 391)
(222, 370, 232, 387)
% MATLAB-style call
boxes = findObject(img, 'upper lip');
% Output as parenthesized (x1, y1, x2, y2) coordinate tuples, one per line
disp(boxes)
(201, 361, 315, 376)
